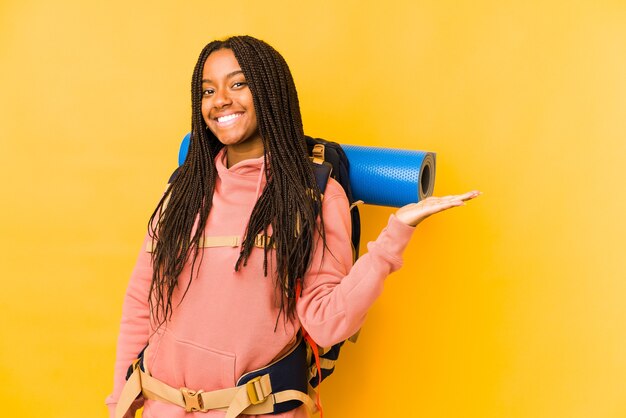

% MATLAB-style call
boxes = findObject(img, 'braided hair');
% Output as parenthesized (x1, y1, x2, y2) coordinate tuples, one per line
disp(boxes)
(147, 36, 325, 326)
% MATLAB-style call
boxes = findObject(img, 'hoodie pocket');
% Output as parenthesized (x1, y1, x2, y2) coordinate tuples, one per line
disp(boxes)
(148, 328, 236, 391)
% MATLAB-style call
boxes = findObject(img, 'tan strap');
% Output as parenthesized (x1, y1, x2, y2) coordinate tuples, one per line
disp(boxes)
(116, 365, 316, 418)
(307, 357, 337, 381)
(140, 369, 187, 409)
(198, 236, 240, 248)
(274, 389, 318, 414)
(349, 200, 364, 211)
(115, 364, 142, 418)
(224, 382, 263, 418)
(348, 329, 361, 343)
(253, 234, 274, 249)
(146, 234, 275, 252)
(145, 240, 157, 253)
(318, 357, 337, 370)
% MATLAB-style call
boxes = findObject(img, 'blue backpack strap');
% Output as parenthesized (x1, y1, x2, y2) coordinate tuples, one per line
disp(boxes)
(125, 345, 147, 380)
(305, 136, 361, 259)
(167, 166, 181, 184)
(310, 160, 332, 194)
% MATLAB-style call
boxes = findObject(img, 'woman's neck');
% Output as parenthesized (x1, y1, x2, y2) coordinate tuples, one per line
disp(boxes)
(225, 142, 265, 168)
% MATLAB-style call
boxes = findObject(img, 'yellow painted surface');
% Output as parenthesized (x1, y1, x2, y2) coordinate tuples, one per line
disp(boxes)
(1, 1, 625, 417)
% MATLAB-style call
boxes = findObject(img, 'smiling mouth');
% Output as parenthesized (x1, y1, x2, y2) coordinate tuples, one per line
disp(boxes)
(216, 113, 242, 124)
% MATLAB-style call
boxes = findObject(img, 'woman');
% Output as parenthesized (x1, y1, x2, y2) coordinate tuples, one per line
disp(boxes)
(106, 35, 480, 418)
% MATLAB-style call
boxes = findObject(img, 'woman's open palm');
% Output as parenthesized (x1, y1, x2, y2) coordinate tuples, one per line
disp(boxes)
(395, 190, 481, 227)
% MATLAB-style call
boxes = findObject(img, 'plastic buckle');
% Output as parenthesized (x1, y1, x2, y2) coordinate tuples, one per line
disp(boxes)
(246, 376, 267, 405)
(312, 144, 325, 161)
(181, 387, 206, 412)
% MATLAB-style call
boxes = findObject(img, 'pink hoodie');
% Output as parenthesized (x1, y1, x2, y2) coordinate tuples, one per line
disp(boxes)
(106, 149, 415, 417)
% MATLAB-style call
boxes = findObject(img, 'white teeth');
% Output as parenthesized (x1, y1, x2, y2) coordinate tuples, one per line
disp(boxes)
(217, 113, 241, 123)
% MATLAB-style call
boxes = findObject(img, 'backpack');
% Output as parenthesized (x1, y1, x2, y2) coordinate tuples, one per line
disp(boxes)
(299, 136, 363, 417)
(163, 135, 362, 413)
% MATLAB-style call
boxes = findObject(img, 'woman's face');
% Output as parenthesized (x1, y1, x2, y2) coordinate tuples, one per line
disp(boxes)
(201, 48, 262, 153)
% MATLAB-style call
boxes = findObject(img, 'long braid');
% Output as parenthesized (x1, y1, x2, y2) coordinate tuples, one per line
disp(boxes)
(147, 41, 223, 325)
(148, 36, 325, 326)
(229, 37, 324, 318)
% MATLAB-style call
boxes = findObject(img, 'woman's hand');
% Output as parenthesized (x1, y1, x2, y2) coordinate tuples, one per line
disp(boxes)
(395, 190, 481, 227)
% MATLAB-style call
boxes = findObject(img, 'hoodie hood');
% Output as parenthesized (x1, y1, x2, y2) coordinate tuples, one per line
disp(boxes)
(214, 147, 267, 201)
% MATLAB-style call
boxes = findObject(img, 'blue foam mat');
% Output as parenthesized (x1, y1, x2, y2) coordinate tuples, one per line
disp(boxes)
(342, 144, 436, 207)
(177, 133, 435, 207)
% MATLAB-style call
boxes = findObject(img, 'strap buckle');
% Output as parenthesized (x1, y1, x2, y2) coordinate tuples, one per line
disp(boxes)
(246, 376, 268, 405)
(181, 387, 206, 412)
(310, 144, 325, 165)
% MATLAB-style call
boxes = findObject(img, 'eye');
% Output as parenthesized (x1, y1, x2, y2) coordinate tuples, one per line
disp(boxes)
(232, 81, 248, 89)
(202, 88, 215, 96)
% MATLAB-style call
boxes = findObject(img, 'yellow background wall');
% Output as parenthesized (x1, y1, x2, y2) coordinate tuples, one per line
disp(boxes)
(1, 1, 624, 417)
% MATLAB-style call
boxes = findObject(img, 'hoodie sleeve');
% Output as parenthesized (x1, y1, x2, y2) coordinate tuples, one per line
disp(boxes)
(296, 179, 416, 347)
(105, 233, 153, 417)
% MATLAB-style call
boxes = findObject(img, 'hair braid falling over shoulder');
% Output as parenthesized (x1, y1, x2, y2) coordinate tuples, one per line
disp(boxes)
(147, 36, 325, 327)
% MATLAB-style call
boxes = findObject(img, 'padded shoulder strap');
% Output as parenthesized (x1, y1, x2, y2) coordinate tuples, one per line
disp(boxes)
(168, 166, 181, 184)
(310, 160, 332, 194)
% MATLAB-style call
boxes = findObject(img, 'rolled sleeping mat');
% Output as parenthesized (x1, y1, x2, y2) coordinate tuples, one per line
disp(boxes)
(341, 144, 436, 207)
(177, 133, 436, 208)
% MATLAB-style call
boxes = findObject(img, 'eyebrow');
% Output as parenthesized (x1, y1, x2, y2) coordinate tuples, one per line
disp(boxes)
(202, 70, 244, 83)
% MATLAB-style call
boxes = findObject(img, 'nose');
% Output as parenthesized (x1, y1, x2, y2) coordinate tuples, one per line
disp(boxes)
(213, 88, 232, 108)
